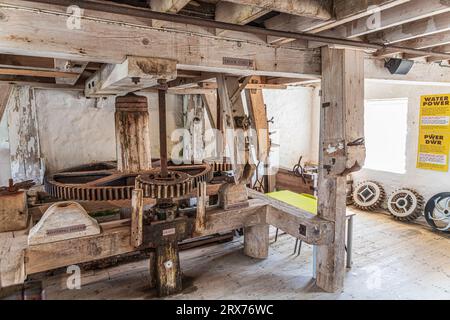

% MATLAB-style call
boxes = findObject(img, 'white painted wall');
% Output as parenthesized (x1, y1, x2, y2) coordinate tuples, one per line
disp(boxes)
(34, 89, 183, 173)
(35, 90, 116, 173)
(0, 88, 183, 181)
(263, 87, 316, 170)
(354, 82, 450, 202)
(265, 82, 450, 202)
(308, 82, 450, 202)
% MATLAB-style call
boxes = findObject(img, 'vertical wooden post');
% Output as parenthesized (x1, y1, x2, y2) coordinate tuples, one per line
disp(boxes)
(155, 241, 182, 297)
(244, 224, 269, 259)
(217, 74, 256, 184)
(0, 84, 13, 122)
(130, 188, 143, 248)
(194, 181, 207, 236)
(245, 76, 270, 164)
(245, 76, 274, 193)
(216, 93, 224, 158)
(158, 86, 169, 177)
(316, 47, 365, 292)
(148, 250, 156, 288)
(7, 86, 43, 183)
(115, 93, 152, 173)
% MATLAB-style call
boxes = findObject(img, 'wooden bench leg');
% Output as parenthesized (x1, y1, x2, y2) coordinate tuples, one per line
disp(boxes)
(155, 241, 182, 297)
(244, 224, 269, 259)
(346, 215, 354, 269)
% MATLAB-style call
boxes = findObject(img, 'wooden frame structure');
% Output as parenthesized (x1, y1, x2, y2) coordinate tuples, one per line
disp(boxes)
(0, 0, 449, 297)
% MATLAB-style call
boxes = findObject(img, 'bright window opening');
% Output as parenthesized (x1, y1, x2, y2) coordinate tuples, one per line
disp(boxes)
(364, 98, 408, 174)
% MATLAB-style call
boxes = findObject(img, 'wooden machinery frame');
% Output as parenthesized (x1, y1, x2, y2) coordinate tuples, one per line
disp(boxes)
(6, 0, 430, 298)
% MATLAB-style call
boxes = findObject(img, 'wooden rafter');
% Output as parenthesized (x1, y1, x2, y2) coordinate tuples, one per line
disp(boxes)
(334, 0, 450, 39)
(215, 2, 270, 36)
(53, 59, 88, 85)
(263, 0, 409, 44)
(366, 12, 450, 45)
(219, 0, 333, 20)
(149, 0, 191, 13)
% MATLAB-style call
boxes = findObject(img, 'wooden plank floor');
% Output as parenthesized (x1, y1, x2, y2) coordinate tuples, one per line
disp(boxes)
(42, 208, 450, 300)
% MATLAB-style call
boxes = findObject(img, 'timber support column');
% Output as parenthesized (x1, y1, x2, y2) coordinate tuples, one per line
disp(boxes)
(316, 47, 366, 292)
(115, 93, 152, 172)
(244, 224, 269, 259)
(155, 240, 182, 297)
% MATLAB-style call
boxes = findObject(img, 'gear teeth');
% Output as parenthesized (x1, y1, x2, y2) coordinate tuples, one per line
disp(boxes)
(204, 157, 233, 173)
(388, 188, 424, 222)
(352, 181, 385, 211)
(45, 161, 212, 201)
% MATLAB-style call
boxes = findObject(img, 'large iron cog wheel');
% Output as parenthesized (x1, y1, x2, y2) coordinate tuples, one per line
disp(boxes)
(387, 188, 424, 222)
(44, 160, 211, 201)
(424, 192, 450, 233)
(352, 181, 385, 211)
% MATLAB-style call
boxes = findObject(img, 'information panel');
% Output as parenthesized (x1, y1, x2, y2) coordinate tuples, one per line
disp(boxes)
(417, 94, 450, 172)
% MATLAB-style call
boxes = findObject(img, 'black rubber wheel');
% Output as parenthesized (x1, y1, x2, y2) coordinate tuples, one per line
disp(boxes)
(424, 192, 450, 233)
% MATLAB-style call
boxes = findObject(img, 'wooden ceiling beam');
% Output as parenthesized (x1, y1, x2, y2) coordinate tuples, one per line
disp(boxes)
(336, 0, 450, 39)
(427, 45, 450, 63)
(149, 0, 191, 27)
(397, 31, 450, 50)
(168, 73, 216, 89)
(85, 57, 177, 97)
(333, 0, 410, 21)
(0, 2, 321, 79)
(0, 67, 79, 78)
(264, 0, 409, 45)
(215, 2, 270, 36)
(264, 15, 332, 45)
(0, 54, 54, 69)
(149, 0, 191, 13)
(53, 59, 88, 85)
(376, 31, 450, 58)
(366, 12, 450, 45)
(219, 0, 333, 20)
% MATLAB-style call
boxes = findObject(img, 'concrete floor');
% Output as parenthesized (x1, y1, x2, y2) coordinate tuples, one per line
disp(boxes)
(43, 208, 450, 300)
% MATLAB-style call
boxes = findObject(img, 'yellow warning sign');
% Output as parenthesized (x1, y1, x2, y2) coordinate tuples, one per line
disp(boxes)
(417, 94, 450, 172)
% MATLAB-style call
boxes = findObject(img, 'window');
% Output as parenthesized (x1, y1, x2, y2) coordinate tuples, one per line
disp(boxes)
(364, 98, 408, 174)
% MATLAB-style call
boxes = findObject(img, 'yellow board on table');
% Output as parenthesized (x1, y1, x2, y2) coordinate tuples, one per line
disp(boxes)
(267, 190, 317, 215)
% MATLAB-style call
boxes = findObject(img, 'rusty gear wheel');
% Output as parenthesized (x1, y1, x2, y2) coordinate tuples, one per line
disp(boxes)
(136, 170, 193, 199)
(387, 188, 424, 222)
(352, 181, 385, 211)
(44, 160, 211, 201)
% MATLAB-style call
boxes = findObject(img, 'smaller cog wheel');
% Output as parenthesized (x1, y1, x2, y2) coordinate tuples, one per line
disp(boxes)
(352, 181, 385, 211)
(387, 188, 424, 222)
(424, 192, 450, 233)
(136, 170, 193, 199)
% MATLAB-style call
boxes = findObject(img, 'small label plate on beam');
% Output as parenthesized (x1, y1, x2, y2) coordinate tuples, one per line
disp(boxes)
(162, 228, 176, 237)
(223, 57, 254, 68)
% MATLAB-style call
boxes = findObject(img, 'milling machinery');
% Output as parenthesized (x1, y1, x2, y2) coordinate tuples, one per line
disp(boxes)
(0, 58, 335, 299)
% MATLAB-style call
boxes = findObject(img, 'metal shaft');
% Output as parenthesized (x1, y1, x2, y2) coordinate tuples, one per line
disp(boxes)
(28, 0, 450, 59)
(158, 87, 168, 178)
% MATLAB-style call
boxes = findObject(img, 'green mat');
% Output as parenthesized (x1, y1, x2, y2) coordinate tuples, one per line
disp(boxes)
(267, 190, 317, 215)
